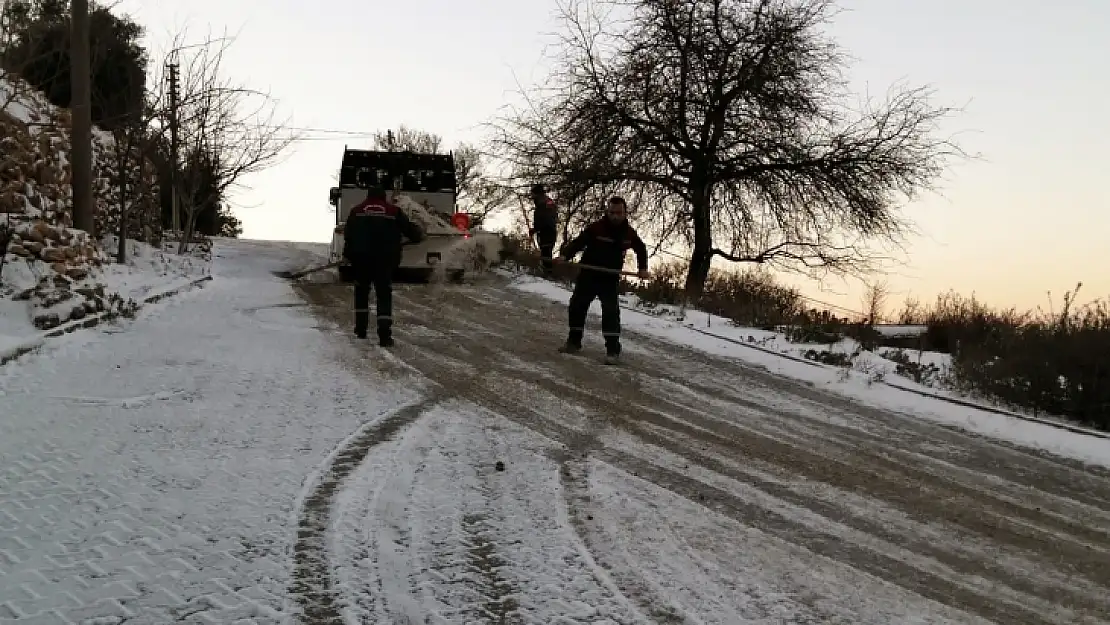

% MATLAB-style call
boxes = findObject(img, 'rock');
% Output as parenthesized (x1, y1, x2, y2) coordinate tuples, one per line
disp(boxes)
(14, 287, 35, 301)
(75, 285, 105, 298)
(69, 305, 86, 321)
(32, 221, 54, 240)
(65, 266, 88, 280)
(50, 261, 67, 274)
(8, 243, 30, 257)
(41, 246, 66, 262)
(35, 160, 57, 185)
(63, 246, 77, 260)
(25, 227, 45, 243)
(32, 312, 61, 330)
(24, 240, 43, 255)
(0, 190, 22, 213)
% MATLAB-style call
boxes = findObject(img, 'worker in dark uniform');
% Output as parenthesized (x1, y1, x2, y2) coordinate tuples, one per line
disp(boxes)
(342, 186, 424, 346)
(529, 184, 559, 277)
(556, 196, 649, 364)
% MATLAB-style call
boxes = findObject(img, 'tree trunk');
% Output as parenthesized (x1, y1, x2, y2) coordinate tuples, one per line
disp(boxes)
(683, 179, 713, 299)
(115, 140, 129, 263)
(178, 203, 198, 255)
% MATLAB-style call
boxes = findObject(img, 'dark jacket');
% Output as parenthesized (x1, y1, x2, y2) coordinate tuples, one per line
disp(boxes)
(532, 194, 558, 233)
(561, 217, 649, 277)
(343, 197, 424, 265)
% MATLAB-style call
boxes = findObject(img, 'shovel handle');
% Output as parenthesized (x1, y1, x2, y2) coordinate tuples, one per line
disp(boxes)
(288, 261, 340, 279)
(556, 258, 644, 278)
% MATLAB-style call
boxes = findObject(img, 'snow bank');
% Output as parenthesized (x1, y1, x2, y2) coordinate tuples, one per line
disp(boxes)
(505, 272, 1110, 467)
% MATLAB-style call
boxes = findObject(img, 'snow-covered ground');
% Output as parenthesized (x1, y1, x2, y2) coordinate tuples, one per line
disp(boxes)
(0, 238, 412, 623)
(505, 272, 1110, 467)
(2, 238, 1108, 624)
(0, 237, 210, 359)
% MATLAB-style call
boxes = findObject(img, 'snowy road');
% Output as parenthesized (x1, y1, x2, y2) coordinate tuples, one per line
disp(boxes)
(2, 237, 1109, 624)
(0, 240, 424, 624)
(298, 276, 1110, 625)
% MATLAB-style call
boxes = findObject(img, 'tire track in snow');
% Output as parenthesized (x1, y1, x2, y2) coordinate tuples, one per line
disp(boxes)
(386, 283, 1109, 624)
(298, 281, 654, 623)
(297, 278, 1110, 624)
(289, 394, 444, 624)
(302, 281, 1045, 622)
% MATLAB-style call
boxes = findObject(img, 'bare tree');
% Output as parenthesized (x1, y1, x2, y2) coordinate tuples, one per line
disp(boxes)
(451, 143, 516, 226)
(896, 295, 925, 325)
(107, 98, 159, 261)
(369, 126, 515, 224)
(860, 279, 889, 325)
(150, 29, 295, 253)
(372, 124, 442, 153)
(490, 0, 967, 298)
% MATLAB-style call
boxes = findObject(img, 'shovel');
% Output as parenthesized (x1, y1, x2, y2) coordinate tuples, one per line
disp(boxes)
(272, 261, 340, 280)
(556, 259, 646, 278)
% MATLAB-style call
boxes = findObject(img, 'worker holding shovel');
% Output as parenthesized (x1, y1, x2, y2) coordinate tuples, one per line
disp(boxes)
(556, 196, 649, 364)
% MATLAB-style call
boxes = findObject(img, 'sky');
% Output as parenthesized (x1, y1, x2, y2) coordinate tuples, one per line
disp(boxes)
(106, 0, 1110, 316)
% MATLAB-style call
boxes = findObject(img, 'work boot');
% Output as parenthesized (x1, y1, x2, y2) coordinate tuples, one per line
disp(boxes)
(604, 352, 621, 365)
(354, 328, 367, 339)
(558, 341, 581, 354)
(379, 336, 394, 348)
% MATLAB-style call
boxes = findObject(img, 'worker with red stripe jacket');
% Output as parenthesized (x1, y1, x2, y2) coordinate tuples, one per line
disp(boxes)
(556, 196, 649, 363)
(342, 186, 424, 346)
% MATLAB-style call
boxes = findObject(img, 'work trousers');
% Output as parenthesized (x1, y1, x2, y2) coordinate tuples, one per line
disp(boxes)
(536, 229, 557, 277)
(567, 272, 621, 355)
(351, 259, 394, 339)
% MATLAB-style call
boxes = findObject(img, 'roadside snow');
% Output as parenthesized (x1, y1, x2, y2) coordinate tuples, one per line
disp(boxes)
(97, 236, 210, 300)
(0, 237, 208, 355)
(505, 272, 1110, 468)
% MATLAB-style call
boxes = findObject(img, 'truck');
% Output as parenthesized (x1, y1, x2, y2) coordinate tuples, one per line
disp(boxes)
(328, 147, 478, 283)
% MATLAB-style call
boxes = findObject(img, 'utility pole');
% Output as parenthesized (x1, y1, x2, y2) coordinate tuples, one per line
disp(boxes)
(70, 0, 94, 234)
(167, 61, 181, 234)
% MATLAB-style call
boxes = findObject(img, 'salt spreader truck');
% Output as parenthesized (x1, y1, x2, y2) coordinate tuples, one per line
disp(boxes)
(328, 147, 476, 282)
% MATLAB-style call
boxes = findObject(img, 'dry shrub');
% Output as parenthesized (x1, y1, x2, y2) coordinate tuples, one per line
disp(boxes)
(626, 261, 805, 328)
(876, 286, 1108, 429)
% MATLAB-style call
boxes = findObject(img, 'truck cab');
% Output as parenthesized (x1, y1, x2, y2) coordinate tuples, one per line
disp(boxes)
(328, 148, 470, 282)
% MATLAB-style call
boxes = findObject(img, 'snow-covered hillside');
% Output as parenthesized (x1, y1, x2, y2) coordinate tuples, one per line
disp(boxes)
(0, 75, 207, 350)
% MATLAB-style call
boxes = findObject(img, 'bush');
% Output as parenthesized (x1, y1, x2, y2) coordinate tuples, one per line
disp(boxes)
(783, 324, 842, 344)
(932, 287, 1110, 429)
(626, 261, 806, 328)
(802, 349, 852, 367)
(884, 349, 943, 386)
